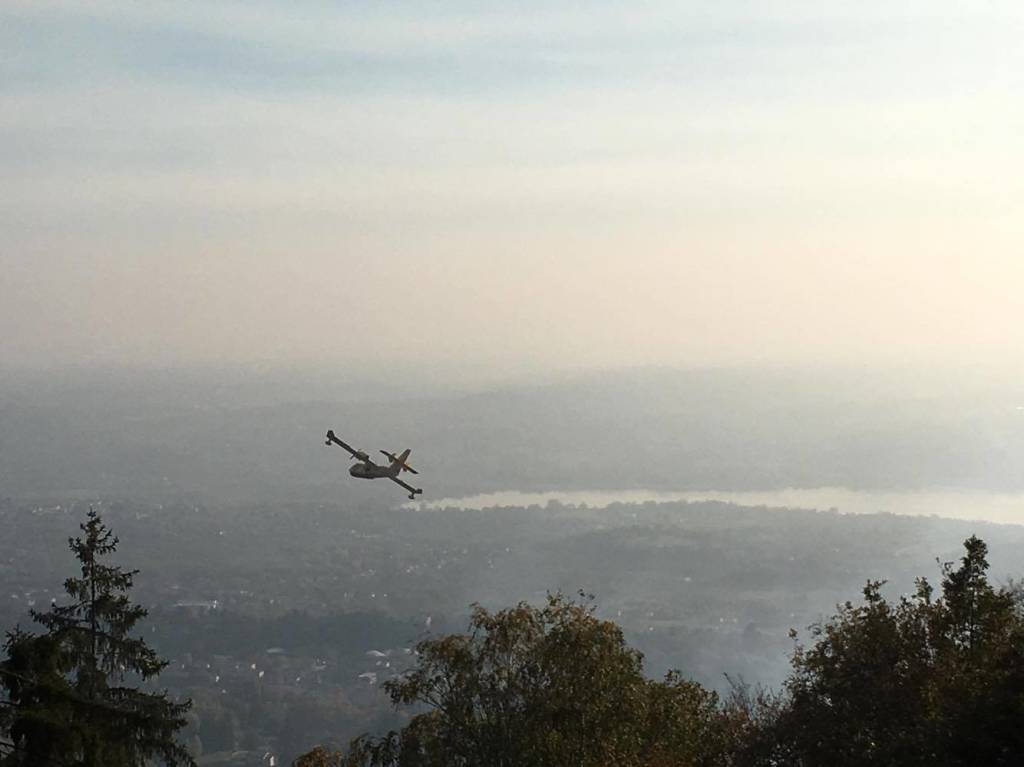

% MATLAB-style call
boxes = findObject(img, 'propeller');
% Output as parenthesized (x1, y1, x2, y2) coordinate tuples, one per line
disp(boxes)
(381, 450, 419, 474)
(325, 430, 370, 462)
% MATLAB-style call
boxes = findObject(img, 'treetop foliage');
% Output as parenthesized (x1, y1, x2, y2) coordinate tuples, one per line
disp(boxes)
(762, 535, 1024, 766)
(297, 537, 1024, 767)
(316, 593, 726, 767)
(0, 509, 194, 767)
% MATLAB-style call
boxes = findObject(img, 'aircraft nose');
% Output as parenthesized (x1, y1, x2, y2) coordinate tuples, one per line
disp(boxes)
(348, 465, 360, 477)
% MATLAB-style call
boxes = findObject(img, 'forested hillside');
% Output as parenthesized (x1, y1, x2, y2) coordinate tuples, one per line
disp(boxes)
(3, 498, 1024, 764)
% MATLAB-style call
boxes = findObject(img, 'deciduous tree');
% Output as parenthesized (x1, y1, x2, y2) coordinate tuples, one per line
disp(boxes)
(741, 536, 1024, 767)
(300, 593, 725, 767)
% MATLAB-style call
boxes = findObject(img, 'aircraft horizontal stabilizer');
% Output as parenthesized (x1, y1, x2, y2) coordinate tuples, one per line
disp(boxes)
(381, 449, 419, 474)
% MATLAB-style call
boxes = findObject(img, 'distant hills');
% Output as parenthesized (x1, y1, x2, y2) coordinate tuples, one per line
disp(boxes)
(2, 365, 1022, 503)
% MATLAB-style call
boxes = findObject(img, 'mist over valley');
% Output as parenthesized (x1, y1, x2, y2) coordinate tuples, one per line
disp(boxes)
(4, 365, 1022, 506)
(5, 1, 1022, 762)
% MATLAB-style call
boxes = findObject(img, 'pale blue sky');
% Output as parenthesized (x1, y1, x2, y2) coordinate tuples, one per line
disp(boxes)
(3, 1, 1022, 376)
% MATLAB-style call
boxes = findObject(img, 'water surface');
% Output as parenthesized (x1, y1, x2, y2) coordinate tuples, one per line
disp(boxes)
(412, 487, 1024, 525)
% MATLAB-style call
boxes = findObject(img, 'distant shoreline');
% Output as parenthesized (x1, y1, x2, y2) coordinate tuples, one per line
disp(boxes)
(409, 487, 1024, 526)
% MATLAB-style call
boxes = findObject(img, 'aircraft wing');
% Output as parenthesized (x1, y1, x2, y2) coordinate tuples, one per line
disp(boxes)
(325, 430, 364, 459)
(388, 475, 423, 499)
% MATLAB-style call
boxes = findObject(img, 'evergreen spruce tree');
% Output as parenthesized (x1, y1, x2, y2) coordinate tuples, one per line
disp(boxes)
(0, 508, 194, 767)
(0, 629, 77, 766)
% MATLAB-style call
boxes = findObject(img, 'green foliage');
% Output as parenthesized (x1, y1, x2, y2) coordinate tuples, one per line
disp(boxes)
(296, 537, 1024, 767)
(0, 509, 194, 767)
(298, 593, 726, 767)
(0, 630, 78, 765)
(736, 536, 1024, 766)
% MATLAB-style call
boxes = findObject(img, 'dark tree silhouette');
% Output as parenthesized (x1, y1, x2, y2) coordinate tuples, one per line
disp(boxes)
(0, 509, 194, 766)
(733, 536, 1024, 767)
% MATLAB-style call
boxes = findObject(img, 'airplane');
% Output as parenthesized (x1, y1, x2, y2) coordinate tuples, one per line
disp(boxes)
(325, 429, 424, 500)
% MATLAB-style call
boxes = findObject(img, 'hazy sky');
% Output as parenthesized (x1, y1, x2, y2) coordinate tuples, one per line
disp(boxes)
(3, 1, 1022, 377)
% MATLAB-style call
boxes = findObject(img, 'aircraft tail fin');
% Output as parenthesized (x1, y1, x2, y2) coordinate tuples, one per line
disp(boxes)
(382, 448, 418, 474)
